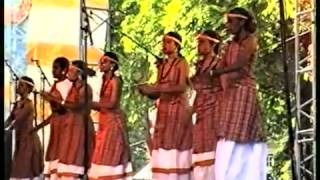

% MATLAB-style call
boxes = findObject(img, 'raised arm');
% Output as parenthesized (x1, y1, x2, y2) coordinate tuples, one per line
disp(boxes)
(44, 84, 92, 111)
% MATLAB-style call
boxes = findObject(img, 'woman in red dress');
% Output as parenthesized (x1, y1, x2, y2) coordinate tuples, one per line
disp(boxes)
(33, 57, 72, 180)
(191, 30, 222, 179)
(211, 7, 267, 180)
(5, 76, 44, 180)
(87, 52, 132, 180)
(138, 32, 192, 180)
(41, 60, 95, 180)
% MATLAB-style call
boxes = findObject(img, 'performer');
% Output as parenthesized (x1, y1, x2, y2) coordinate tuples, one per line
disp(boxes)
(32, 57, 72, 180)
(138, 32, 193, 180)
(211, 7, 267, 180)
(4, 76, 44, 180)
(87, 52, 133, 180)
(41, 60, 95, 179)
(191, 30, 222, 179)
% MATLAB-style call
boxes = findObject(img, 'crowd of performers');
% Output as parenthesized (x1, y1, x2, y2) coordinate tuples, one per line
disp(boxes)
(5, 7, 267, 180)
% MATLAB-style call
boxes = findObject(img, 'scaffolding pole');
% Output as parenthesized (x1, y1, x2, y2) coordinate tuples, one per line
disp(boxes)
(293, 0, 316, 179)
(79, 1, 111, 61)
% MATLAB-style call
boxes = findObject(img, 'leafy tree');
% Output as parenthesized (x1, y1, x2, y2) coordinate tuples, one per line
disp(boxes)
(106, 0, 312, 179)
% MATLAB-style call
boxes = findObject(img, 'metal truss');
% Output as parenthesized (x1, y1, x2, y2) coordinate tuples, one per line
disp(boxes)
(293, 0, 316, 179)
(79, 0, 111, 61)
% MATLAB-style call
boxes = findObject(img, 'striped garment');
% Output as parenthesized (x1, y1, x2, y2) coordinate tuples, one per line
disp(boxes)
(153, 59, 193, 151)
(10, 99, 44, 179)
(217, 34, 266, 143)
(151, 58, 193, 178)
(190, 56, 223, 179)
(57, 84, 95, 177)
(88, 76, 132, 180)
(44, 80, 67, 176)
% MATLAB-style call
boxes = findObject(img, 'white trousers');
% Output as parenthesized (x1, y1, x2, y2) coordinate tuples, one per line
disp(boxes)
(151, 149, 192, 180)
(192, 164, 215, 180)
(215, 139, 267, 180)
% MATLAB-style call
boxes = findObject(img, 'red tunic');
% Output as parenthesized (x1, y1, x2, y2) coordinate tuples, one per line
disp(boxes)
(91, 76, 130, 166)
(10, 99, 44, 178)
(218, 35, 265, 143)
(58, 84, 95, 172)
(152, 58, 192, 150)
(191, 57, 222, 154)
(45, 81, 64, 164)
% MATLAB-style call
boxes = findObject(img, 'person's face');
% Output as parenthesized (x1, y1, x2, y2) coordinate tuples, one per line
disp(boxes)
(197, 38, 215, 55)
(52, 62, 66, 79)
(99, 56, 113, 72)
(67, 65, 80, 81)
(162, 36, 177, 55)
(225, 16, 244, 35)
(17, 81, 30, 95)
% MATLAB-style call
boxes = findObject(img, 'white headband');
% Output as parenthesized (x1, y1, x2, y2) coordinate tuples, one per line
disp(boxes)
(18, 78, 34, 87)
(196, 34, 220, 43)
(101, 55, 118, 64)
(70, 64, 84, 74)
(225, 13, 248, 19)
(164, 35, 181, 45)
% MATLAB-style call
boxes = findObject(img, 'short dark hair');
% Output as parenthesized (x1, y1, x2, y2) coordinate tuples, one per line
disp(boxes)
(53, 57, 69, 70)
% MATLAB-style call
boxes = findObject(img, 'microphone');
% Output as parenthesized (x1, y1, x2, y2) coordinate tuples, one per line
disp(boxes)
(155, 55, 163, 61)
(6, 120, 16, 131)
(154, 54, 165, 65)
(32, 90, 40, 95)
(89, 11, 95, 19)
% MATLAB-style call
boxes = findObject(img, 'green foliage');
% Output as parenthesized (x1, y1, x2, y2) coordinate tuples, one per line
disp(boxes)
(108, 0, 296, 177)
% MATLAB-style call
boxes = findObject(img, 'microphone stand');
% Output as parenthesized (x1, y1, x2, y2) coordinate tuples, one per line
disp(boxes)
(4, 60, 18, 180)
(32, 59, 51, 87)
(5, 60, 19, 111)
(84, 3, 163, 174)
(279, 1, 296, 179)
(81, 0, 93, 176)
(81, 0, 94, 46)
(32, 88, 43, 169)
(33, 91, 38, 132)
(91, 9, 163, 171)
(32, 59, 51, 158)
(91, 8, 162, 153)
(89, 11, 161, 61)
